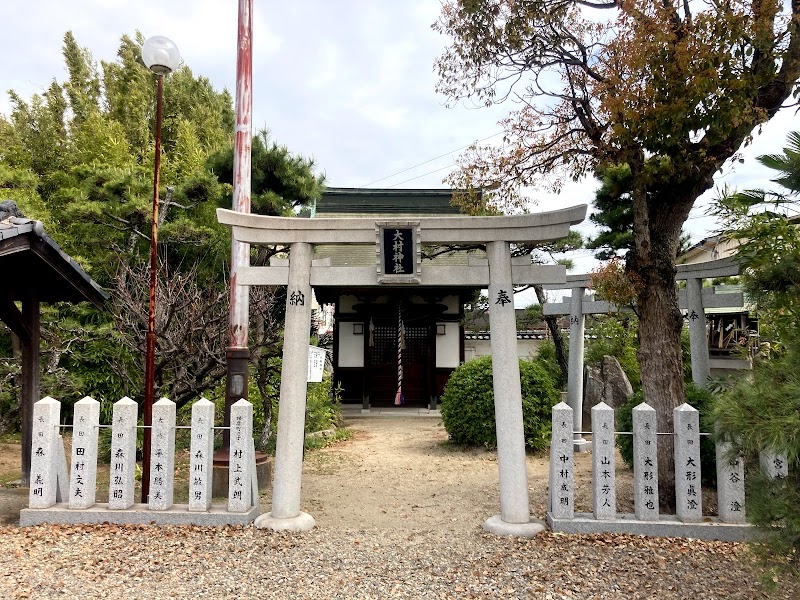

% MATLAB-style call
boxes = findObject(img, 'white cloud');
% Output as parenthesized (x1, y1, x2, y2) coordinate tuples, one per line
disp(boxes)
(0, 0, 797, 265)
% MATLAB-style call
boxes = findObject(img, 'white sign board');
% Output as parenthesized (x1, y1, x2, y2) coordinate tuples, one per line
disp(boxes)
(307, 346, 326, 383)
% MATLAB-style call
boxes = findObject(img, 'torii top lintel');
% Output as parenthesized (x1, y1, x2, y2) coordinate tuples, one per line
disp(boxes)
(216, 205, 588, 246)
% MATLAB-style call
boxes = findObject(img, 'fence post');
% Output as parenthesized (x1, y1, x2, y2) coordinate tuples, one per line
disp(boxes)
(108, 397, 138, 509)
(229, 398, 254, 513)
(633, 402, 659, 521)
(149, 398, 176, 511)
(70, 396, 100, 509)
(716, 439, 746, 523)
(549, 402, 574, 519)
(189, 398, 215, 511)
(592, 402, 616, 519)
(674, 403, 702, 522)
(760, 451, 789, 480)
(28, 397, 61, 509)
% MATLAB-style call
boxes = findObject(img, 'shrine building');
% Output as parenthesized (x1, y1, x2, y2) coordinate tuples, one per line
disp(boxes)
(311, 188, 482, 410)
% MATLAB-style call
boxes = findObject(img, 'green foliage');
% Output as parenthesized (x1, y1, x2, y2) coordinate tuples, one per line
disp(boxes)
(616, 382, 718, 486)
(0, 31, 325, 425)
(305, 374, 343, 435)
(304, 427, 353, 452)
(440, 355, 559, 452)
(516, 303, 544, 331)
(535, 340, 566, 390)
(206, 129, 325, 217)
(588, 164, 635, 260)
(714, 342, 800, 573)
(0, 337, 19, 433)
(258, 370, 345, 455)
(710, 131, 800, 576)
(585, 316, 641, 392)
(588, 163, 693, 261)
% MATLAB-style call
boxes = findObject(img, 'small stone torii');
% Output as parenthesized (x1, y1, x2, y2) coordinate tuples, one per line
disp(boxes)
(543, 258, 742, 450)
(217, 204, 587, 536)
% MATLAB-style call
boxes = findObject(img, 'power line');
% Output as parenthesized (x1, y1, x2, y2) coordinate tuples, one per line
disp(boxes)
(360, 130, 504, 188)
(386, 163, 456, 188)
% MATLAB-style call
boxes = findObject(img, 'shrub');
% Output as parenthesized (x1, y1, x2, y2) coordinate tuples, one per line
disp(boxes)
(616, 381, 717, 485)
(305, 373, 343, 434)
(535, 340, 566, 389)
(440, 355, 559, 452)
(714, 342, 800, 577)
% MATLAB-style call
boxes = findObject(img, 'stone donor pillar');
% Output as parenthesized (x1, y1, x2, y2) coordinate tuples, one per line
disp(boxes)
(255, 242, 316, 532)
(482, 241, 545, 537)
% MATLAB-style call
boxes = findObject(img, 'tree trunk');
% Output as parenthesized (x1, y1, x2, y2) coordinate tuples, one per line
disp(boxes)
(636, 263, 685, 509)
(534, 284, 568, 385)
(628, 157, 693, 509)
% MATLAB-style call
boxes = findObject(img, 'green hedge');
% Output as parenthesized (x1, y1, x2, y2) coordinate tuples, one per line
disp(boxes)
(440, 355, 559, 452)
(616, 382, 717, 485)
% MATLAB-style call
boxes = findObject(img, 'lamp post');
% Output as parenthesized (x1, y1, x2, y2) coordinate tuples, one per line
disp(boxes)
(141, 35, 180, 503)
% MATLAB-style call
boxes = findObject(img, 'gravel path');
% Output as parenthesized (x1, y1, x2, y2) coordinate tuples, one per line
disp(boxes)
(0, 416, 796, 599)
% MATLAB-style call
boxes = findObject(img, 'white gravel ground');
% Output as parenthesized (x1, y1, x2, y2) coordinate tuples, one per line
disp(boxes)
(0, 417, 796, 599)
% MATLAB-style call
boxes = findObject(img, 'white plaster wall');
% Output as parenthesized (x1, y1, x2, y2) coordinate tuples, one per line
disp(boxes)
(435, 323, 460, 368)
(338, 322, 364, 367)
(463, 338, 544, 362)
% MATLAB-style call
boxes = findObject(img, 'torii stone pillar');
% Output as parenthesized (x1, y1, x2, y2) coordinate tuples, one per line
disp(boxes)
(254, 242, 316, 532)
(217, 204, 587, 535)
(685, 277, 709, 388)
(567, 287, 590, 451)
(484, 241, 535, 532)
(675, 258, 741, 389)
(543, 275, 597, 452)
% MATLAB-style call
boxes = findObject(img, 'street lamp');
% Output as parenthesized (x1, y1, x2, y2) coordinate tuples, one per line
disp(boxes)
(141, 35, 180, 503)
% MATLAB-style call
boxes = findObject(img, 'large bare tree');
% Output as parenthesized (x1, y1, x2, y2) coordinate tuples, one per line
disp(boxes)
(435, 0, 800, 504)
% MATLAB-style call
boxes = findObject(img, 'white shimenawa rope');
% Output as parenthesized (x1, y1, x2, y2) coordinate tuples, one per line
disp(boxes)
(395, 305, 405, 405)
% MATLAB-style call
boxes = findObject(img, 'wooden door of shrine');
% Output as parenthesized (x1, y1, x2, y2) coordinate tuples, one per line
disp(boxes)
(367, 319, 430, 407)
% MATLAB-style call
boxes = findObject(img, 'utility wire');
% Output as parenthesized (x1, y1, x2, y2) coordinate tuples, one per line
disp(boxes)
(386, 163, 457, 188)
(360, 130, 504, 188)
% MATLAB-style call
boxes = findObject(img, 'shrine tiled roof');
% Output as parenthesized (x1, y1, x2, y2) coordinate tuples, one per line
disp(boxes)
(314, 188, 464, 216)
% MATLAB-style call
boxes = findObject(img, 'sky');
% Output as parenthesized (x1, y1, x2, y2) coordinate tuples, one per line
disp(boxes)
(2, 0, 798, 305)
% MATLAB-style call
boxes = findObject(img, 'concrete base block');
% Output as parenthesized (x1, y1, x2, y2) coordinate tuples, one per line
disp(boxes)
(547, 512, 756, 542)
(483, 514, 546, 538)
(573, 438, 592, 453)
(212, 454, 271, 498)
(254, 511, 316, 532)
(20, 503, 260, 527)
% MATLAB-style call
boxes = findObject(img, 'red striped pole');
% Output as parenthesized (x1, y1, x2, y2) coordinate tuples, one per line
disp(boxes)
(224, 0, 253, 445)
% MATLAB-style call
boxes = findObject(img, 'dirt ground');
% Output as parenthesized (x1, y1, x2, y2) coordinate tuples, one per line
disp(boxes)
(297, 417, 599, 530)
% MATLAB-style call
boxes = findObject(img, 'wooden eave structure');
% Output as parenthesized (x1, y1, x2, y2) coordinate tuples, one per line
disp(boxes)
(0, 217, 109, 486)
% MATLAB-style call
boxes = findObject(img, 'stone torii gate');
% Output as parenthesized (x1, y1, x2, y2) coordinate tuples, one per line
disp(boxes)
(217, 204, 587, 536)
(676, 258, 742, 389)
(543, 258, 742, 449)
